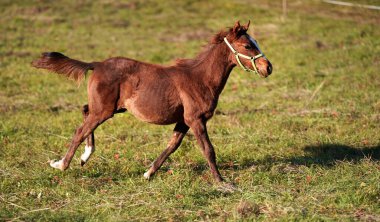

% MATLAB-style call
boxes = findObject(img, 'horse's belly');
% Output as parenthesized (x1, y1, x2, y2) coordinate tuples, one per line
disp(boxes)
(124, 97, 183, 125)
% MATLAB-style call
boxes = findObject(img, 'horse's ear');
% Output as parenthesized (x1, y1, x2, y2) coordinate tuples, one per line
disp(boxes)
(232, 20, 241, 33)
(244, 20, 250, 30)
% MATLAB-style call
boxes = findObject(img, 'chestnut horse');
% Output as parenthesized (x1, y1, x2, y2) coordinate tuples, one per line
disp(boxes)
(32, 21, 272, 183)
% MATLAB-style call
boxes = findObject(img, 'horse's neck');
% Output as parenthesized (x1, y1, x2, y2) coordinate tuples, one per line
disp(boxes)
(193, 44, 235, 97)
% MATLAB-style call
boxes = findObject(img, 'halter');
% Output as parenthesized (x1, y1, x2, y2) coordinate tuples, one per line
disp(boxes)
(224, 37, 265, 74)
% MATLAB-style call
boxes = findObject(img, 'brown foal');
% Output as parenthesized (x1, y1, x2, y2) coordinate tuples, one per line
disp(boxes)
(32, 21, 272, 182)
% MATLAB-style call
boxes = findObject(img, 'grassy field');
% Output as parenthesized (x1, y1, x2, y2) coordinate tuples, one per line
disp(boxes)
(1, 0, 379, 221)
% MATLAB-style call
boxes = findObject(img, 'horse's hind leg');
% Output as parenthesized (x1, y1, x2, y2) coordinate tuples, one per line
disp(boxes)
(144, 122, 189, 179)
(50, 110, 113, 170)
(80, 104, 95, 166)
(50, 77, 118, 171)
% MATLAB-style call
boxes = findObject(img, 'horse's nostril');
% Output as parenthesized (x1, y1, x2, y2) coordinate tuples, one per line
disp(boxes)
(267, 65, 272, 75)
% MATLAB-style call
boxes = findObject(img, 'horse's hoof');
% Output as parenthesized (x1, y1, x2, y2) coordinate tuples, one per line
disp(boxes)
(143, 171, 151, 179)
(49, 159, 64, 171)
(143, 167, 154, 180)
(216, 182, 241, 193)
(80, 160, 86, 167)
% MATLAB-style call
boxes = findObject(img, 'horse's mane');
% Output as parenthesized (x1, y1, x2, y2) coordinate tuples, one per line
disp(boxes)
(174, 27, 248, 69)
(174, 28, 233, 69)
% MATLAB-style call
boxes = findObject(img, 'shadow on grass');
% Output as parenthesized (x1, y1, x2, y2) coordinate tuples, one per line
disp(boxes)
(220, 144, 380, 170)
(71, 144, 380, 179)
(287, 143, 380, 166)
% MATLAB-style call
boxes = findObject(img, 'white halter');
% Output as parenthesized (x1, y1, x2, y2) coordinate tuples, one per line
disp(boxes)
(224, 36, 265, 74)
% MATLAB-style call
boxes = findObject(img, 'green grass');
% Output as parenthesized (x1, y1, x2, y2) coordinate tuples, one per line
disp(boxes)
(1, 0, 380, 221)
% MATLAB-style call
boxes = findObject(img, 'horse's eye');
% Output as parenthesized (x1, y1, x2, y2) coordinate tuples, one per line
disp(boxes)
(245, 45, 252, 49)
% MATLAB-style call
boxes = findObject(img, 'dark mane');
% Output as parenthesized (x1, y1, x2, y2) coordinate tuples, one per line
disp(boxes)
(174, 29, 232, 68)
(212, 27, 247, 43)
(173, 27, 248, 69)
(174, 45, 215, 68)
(211, 28, 231, 44)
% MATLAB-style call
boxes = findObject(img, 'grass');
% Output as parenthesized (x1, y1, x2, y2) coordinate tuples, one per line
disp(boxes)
(1, 0, 379, 221)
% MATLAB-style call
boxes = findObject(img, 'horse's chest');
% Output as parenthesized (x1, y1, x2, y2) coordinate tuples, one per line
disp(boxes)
(181, 90, 219, 121)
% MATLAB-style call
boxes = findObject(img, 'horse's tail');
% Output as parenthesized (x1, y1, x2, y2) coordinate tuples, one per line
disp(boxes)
(32, 52, 95, 83)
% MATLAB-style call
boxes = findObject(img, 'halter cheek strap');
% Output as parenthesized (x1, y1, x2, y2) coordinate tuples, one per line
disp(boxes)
(223, 37, 264, 74)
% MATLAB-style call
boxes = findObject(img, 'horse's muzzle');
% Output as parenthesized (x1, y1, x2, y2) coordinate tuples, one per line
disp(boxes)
(257, 59, 272, 78)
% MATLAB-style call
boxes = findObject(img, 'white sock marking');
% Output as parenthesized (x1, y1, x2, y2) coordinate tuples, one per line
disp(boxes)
(50, 159, 64, 170)
(143, 169, 153, 179)
(80, 145, 94, 163)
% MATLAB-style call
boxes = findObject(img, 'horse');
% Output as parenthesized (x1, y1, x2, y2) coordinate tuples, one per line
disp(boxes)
(32, 21, 272, 183)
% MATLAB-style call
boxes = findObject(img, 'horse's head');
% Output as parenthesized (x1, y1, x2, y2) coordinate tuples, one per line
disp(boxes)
(225, 21, 272, 78)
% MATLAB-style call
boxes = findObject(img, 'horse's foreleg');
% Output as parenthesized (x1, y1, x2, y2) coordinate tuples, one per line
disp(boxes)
(143, 122, 189, 179)
(190, 119, 223, 182)
(80, 104, 95, 166)
(50, 112, 113, 171)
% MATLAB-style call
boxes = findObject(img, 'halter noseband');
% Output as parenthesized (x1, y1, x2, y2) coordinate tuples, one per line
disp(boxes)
(224, 37, 264, 74)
